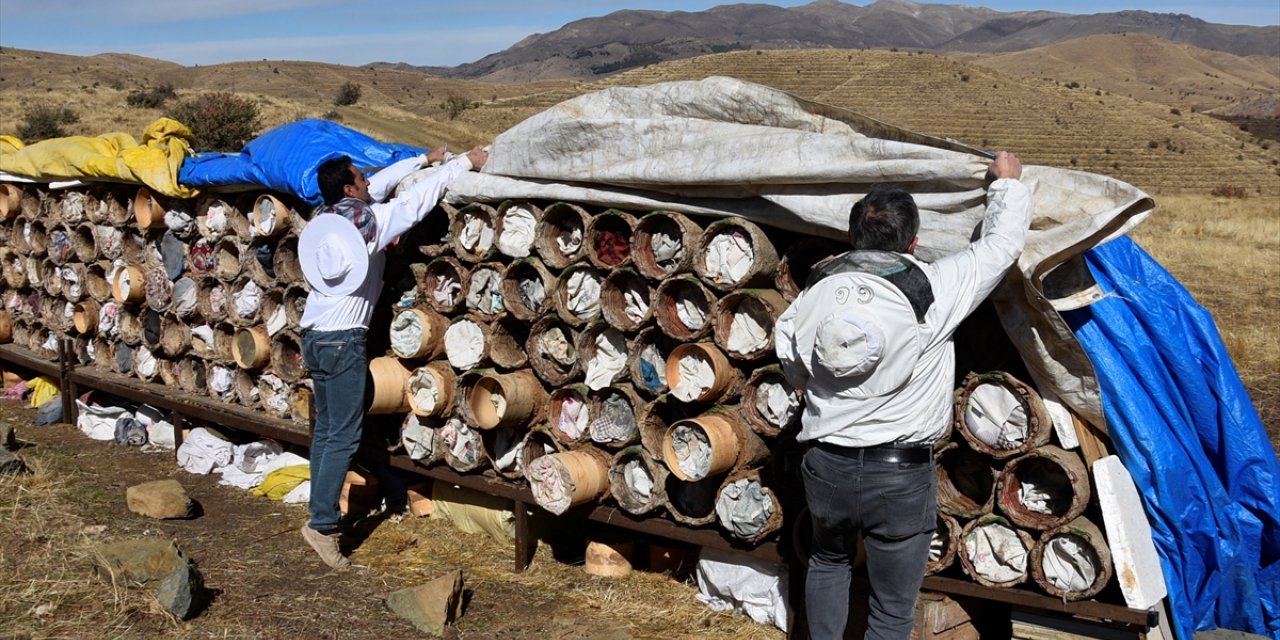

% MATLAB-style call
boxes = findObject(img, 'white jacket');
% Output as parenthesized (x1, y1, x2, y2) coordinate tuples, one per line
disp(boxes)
(774, 178, 1033, 447)
(301, 155, 472, 331)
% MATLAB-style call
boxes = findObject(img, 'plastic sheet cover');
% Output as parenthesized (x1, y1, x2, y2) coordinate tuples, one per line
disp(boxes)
(177, 119, 427, 205)
(1065, 236, 1280, 639)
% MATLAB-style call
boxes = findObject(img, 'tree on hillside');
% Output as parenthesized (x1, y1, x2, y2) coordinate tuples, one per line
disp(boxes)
(334, 82, 362, 106)
(167, 93, 261, 152)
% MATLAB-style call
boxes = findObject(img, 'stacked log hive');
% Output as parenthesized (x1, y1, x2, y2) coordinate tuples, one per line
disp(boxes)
(0, 178, 1116, 603)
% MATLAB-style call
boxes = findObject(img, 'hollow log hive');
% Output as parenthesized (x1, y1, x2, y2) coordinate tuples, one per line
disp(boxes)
(0, 180, 1116, 603)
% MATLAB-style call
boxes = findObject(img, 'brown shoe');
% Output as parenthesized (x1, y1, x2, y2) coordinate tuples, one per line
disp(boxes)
(300, 525, 350, 570)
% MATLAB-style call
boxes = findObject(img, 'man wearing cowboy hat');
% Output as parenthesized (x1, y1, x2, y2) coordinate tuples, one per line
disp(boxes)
(775, 151, 1029, 639)
(298, 144, 488, 569)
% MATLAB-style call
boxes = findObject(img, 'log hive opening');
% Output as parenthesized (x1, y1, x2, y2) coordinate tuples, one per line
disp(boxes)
(188, 238, 217, 275)
(2, 248, 28, 289)
(588, 384, 644, 449)
(233, 326, 271, 370)
(629, 327, 676, 397)
(714, 469, 783, 544)
(527, 317, 580, 386)
(113, 342, 135, 375)
(960, 515, 1034, 588)
(600, 268, 653, 332)
(498, 258, 554, 321)
(694, 218, 779, 292)
(0, 184, 22, 220)
(609, 446, 669, 516)
(60, 263, 87, 302)
(464, 261, 506, 319)
(467, 369, 546, 429)
(273, 234, 303, 283)
(633, 210, 701, 280)
(548, 384, 591, 445)
(212, 322, 236, 362)
(664, 474, 720, 526)
(663, 412, 740, 482)
(712, 289, 787, 361)
(406, 361, 456, 417)
(554, 264, 603, 327)
(47, 226, 74, 266)
(482, 426, 526, 479)
(140, 308, 163, 349)
(524, 448, 611, 516)
(936, 443, 997, 518)
(233, 367, 260, 408)
(178, 357, 207, 394)
(117, 306, 143, 346)
(251, 194, 292, 238)
(443, 315, 490, 371)
(402, 414, 444, 466)
(535, 202, 590, 268)
(741, 366, 802, 436)
(440, 417, 487, 473)
(653, 275, 714, 341)
(996, 445, 1091, 530)
(197, 278, 229, 324)
(450, 202, 497, 262)
(132, 345, 161, 382)
(666, 342, 741, 404)
(196, 195, 248, 240)
(578, 322, 628, 391)
(954, 371, 1053, 459)
(495, 200, 541, 259)
(489, 314, 531, 369)
(144, 267, 173, 312)
(214, 238, 243, 282)
(1029, 516, 1114, 601)
(40, 258, 63, 298)
(284, 284, 308, 327)
(73, 300, 100, 335)
(133, 186, 168, 229)
(72, 222, 98, 262)
(585, 209, 636, 269)
(389, 307, 448, 360)
(289, 382, 313, 425)
(256, 372, 291, 418)
(270, 331, 306, 383)
(421, 257, 469, 314)
(404, 204, 453, 258)
(159, 313, 190, 357)
(226, 277, 263, 326)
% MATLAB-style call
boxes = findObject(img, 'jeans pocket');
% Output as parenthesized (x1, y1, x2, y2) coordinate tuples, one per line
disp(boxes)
(801, 451, 839, 525)
(875, 477, 934, 540)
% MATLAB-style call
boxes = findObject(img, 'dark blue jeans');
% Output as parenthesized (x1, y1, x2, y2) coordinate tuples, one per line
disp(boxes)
(303, 328, 367, 534)
(801, 444, 937, 640)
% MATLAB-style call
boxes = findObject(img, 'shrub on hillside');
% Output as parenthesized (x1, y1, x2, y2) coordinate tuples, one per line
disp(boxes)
(440, 95, 476, 120)
(126, 83, 177, 109)
(334, 82, 362, 106)
(1209, 184, 1248, 199)
(167, 92, 261, 152)
(18, 104, 80, 142)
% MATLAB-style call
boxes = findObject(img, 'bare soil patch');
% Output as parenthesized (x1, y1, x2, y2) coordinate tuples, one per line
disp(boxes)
(0, 400, 781, 640)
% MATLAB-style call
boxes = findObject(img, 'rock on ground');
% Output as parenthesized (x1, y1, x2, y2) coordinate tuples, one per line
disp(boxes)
(126, 479, 195, 519)
(386, 569, 465, 636)
(94, 538, 208, 620)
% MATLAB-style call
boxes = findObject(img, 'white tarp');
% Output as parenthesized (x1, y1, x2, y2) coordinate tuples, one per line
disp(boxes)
(445, 77, 1154, 428)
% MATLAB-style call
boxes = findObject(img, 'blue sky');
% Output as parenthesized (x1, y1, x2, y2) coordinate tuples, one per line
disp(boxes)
(0, 0, 1275, 68)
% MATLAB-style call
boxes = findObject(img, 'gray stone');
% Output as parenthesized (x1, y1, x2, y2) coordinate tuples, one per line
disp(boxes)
(95, 538, 206, 621)
(386, 569, 465, 636)
(95, 539, 186, 585)
(157, 560, 206, 620)
(126, 479, 194, 519)
(0, 444, 27, 476)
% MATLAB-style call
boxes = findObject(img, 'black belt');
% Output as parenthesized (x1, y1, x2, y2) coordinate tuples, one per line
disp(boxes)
(813, 440, 933, 464)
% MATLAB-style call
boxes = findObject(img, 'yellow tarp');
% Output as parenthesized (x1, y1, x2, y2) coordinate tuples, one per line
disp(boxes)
(0, 118, 198, 198)
(250, 464, 310, 501)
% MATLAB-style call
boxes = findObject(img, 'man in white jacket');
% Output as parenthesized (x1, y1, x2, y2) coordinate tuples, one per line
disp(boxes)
(774, 151, 1030, 639)
(298, 145, 488, 570)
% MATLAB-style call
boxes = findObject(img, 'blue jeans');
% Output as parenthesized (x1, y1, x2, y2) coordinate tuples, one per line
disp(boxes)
(801, 444, 937, 640)
(303, 328, 367, 534)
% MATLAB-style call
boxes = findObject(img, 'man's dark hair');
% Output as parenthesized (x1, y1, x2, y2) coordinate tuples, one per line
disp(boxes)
(848, 184, 919, 252)
(317, 156, 356, 206)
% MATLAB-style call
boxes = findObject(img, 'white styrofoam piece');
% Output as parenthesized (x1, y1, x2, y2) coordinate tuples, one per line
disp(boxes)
(1040, 387, 1079, 449)
(1093, 455, 1167, 609)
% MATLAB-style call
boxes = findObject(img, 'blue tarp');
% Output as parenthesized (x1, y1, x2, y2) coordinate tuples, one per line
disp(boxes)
(1065, 236, 1280, 640)
(178, 119, 428, 205)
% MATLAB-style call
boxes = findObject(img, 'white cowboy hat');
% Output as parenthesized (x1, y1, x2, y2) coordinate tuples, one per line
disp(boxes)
(298, 214, 369, 296)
